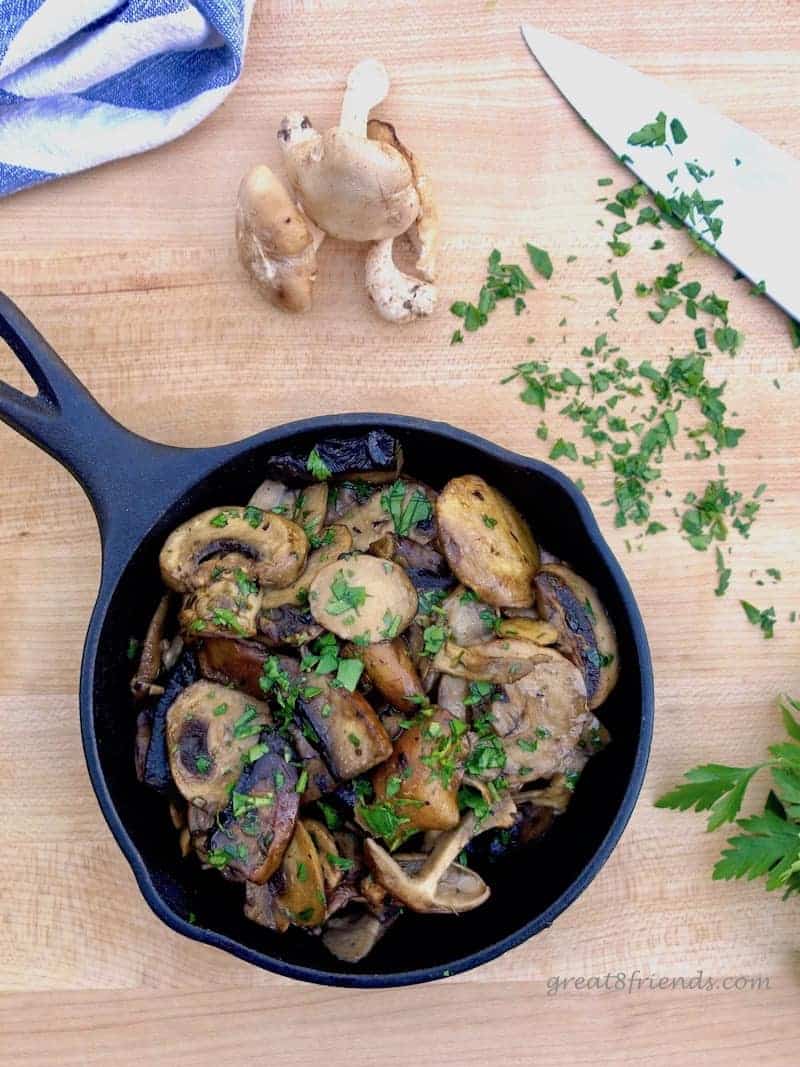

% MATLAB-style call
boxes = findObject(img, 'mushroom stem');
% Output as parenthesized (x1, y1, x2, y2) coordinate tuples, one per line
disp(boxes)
(339, 59, 389, 135)
(365, 238, 437, 323)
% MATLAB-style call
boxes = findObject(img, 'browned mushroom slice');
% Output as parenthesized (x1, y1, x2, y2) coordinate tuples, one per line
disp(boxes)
(131, 593, 170, 698)
(259, 525, 352, 610)
(303, 817, 345, 893)
(338, 480, 436, 552)
(322, 907, 398, 963)
(293, 482, 329, 545)
(207, 731, 299, 883)
(160, 507, 309, 592)
(358, 638, 424, 712)
(485, 647, 593, 787)
(534, 563, 619, 709)
(257, 604, 323, 647)
(180, 575, 261, 640)
(369, 712, 466, 836)
(432, 637, 556, 685)
(496, 617, 558, 645)
(370, 533, 446, 574)
(248, 478, 297, 515)
(436, 475, 540, 608)
(437, 675, 469, 720)
(325, 480, 379, 524)
(134, 710, 152, 782)
(166, 682, 270, 810)
(198, 637, 269, 696)
(273, 819, 327, 927)
(308, 554, 418, 643)
(297, 672, 393, 779)
(244, 879, 289, 933)
(441, 585, 492, 646)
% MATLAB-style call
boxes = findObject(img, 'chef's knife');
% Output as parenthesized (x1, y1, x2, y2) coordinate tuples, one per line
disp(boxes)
(521, 25, 800, 322)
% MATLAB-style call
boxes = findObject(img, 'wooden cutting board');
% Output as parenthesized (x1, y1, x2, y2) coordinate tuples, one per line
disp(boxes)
(1, 2, 798, 1063)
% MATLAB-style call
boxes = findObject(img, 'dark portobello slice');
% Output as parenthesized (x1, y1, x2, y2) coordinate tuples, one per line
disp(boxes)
(265, 430, 402, 485)
(142, 648, 199, 793)
(207, 730, 299, 883)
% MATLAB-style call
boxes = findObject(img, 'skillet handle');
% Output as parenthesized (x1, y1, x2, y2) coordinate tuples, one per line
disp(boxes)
(0, 293, 217, 556)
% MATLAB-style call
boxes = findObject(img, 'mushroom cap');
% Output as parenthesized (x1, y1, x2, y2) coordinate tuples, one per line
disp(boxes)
(160, 506, 309, 592)
(280, 125, 420, 242)
(166, 682, 270, 810)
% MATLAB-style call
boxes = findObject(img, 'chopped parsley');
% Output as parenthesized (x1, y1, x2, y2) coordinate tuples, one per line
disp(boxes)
(740, 601, 776, 639)
(325, 570, 367, 617)
(381, 481, 432, 536)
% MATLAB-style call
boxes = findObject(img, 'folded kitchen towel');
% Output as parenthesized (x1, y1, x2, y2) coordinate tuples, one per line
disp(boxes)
(0, 0, 255, 197)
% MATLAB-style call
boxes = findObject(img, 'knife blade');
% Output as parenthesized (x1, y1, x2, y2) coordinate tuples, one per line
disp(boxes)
(521, 24, 800, 322)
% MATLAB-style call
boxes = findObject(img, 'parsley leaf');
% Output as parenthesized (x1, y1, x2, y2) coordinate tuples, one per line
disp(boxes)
(526, 243, 553, 280)
(655, 762, 764, 831)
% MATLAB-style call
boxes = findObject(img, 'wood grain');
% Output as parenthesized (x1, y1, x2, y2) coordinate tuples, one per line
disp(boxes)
(1, 1, 800, 1063)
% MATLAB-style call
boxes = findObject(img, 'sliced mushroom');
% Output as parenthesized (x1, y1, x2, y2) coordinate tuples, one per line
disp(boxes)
(371, 533, 446, 574)
(365, 238, 436, 323)
(358, 638, 424, 712)
(496, 617, 559, 645)
(303, 817, 345, 893)
(160, 507, 308, 592)
(432, 637, 557, 685)
(244, 879, 289, 933)
(134, 710, 152, 782)
(265, 431, 403, 485)
(534, 563, 619, 709)
(180, 574, 261, 640)
(338, 479, 436, 552)
(260, 525, 352, 610)
(322, 907, 398, 963)
(236, 164, 320, 313)
(437, 675, 469, 720)
(436, 476, 540, 608)
(273, 818, 327, 927)
(364, 810, 488, 913)
(297, 667, 393, 778)
(198, 637, 268, 696)
(131, 593, 170, 699)
(370, 713, 466, 833)
(143, 649, 199, 793)
(166, 682, 270, 810)
(248, 478, 297, 514)
(257, 604, 323, 646)
(207, 731, 299, 883)
(308, 554, 418, 644)
(293, 482, 329, 544)
(441, 585, 492, 646)
(486, 647, 593, 787)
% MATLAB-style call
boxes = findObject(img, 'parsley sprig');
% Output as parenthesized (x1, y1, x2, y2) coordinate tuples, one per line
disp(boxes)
(655, 694, 800, 896)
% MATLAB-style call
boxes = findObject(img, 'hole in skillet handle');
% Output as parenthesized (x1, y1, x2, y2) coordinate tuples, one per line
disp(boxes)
(85, 415, 654, 987)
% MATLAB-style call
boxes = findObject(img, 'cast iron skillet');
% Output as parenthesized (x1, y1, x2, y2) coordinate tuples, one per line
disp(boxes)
(0, 293, 654, 987)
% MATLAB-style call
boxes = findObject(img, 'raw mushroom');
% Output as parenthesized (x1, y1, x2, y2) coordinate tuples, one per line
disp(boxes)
(436, 476, 540, 608)
(365, 238, 436, 323)
(278, 60, 420, 243)
(260, 525, 352, 610)
(236, 164, 322, 313)
(534, 563, 620, 709)
(166, 682, 270, 810)
(207, 731, 300, 883)
(308, 554, 418, 644)
(160, 507, 308, 592)
(432, 636, 558, 685)
(367, 118, 438, 282)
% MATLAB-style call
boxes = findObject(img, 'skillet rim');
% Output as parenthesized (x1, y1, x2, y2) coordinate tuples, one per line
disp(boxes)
(78, 412, 654, 988)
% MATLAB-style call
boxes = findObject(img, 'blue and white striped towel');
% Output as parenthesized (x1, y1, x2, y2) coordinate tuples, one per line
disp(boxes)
(0, 0, 255, 197)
